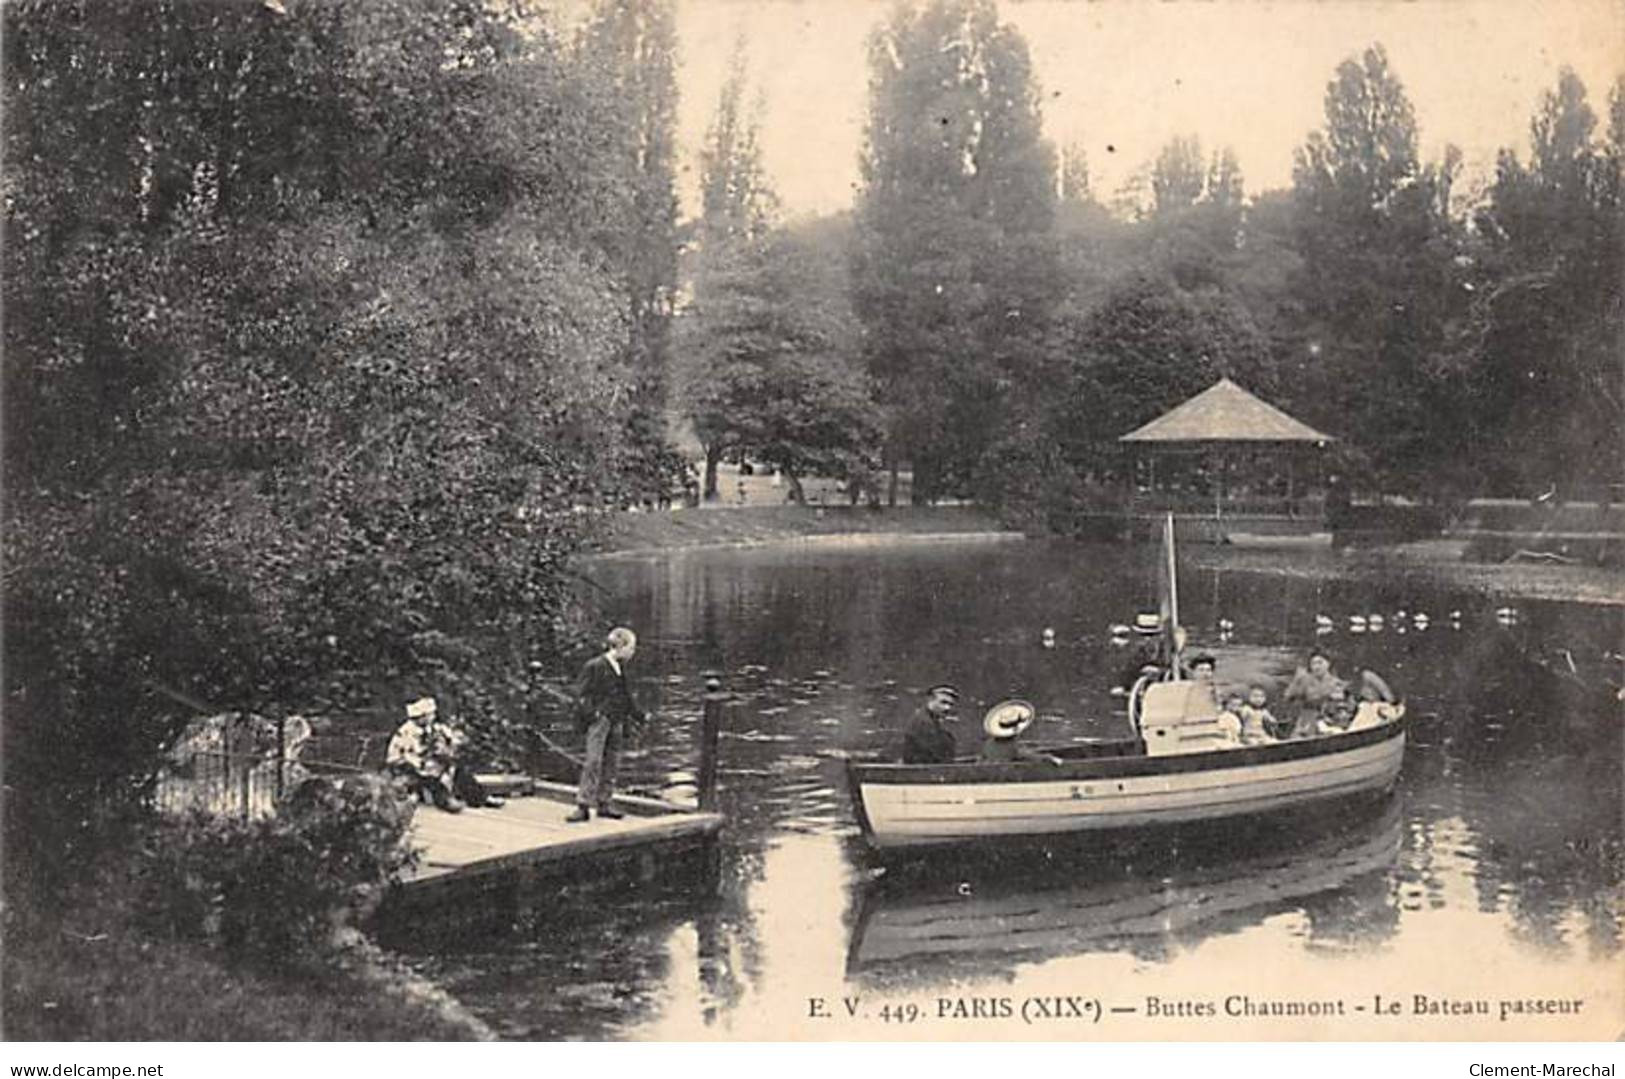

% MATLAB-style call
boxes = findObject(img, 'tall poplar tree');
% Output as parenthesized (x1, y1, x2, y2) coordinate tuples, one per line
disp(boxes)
(1290, 44, 1465, 491)
(851, 0, 1057, 503)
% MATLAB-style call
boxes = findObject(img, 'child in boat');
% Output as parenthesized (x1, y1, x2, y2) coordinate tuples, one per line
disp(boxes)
(1238, 685, 1279, 743)
(1216, 693, 1246, 746)
(1316, 685, 1359, 734)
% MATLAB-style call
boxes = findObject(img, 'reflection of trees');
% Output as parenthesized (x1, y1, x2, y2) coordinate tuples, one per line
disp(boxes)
(1421, 622, 1623, 959)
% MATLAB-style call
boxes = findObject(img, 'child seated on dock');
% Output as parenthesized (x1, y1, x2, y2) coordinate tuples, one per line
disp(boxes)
(387, 697, 504, 812)
(388, 698, 462, 812)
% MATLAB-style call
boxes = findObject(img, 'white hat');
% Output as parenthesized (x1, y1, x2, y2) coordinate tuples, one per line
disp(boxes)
(405, 697, 437, 719)
(1133, 613, 1162, 635)
(983, 699, 1036, 740)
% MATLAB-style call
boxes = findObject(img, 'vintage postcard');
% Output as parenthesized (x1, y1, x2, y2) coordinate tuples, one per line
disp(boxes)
(2, 0, 1620, 1055)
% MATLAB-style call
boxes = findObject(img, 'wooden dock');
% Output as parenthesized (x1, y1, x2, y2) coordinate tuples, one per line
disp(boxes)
(376, 779, 724, 938)
(375, 676, 731, 938)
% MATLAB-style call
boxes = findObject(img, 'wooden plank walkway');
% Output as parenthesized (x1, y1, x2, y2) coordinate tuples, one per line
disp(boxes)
(405, 781, 723, 884)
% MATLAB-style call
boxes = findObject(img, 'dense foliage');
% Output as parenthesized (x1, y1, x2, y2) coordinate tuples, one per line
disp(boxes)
(137, 775, 416, 962)
(2, 0, 681, 889)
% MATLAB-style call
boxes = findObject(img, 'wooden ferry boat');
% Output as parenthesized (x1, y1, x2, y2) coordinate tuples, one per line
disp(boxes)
(846, 516, 1406, 850)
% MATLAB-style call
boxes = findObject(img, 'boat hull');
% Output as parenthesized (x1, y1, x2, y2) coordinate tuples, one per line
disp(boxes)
(847, 718, 1407, 849)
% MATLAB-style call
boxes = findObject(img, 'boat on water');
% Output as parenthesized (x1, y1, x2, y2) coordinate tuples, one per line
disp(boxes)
(846, 515, 1407, 851)
(1224, 531, 1333, 550)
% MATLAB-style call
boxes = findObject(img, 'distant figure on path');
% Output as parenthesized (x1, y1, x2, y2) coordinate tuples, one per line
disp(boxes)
(901, 684, 960, 764)
(568, 627, 648, 823)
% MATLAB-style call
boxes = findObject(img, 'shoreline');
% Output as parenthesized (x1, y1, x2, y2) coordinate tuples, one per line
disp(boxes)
(589, 529, 1026, 560)
(587, 507, 1623, 607)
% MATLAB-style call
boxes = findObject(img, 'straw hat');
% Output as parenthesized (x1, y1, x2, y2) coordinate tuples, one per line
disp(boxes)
(405, 697, 437, 719)
(1133, 613, 1162, 636)
(982, 699, 1036, 740)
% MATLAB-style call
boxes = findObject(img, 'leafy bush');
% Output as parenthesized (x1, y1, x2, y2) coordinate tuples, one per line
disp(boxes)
(136, 775, 416, 963)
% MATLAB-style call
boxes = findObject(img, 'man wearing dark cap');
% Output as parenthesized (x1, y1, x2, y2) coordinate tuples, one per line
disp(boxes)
(901, 684, 960, 764)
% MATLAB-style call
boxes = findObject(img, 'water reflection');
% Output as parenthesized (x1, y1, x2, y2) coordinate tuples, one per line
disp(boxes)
(847, 798, 1406, 981)
(419, 539, 1622, 1038)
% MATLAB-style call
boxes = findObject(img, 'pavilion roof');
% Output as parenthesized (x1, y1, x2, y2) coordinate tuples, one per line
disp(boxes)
(1118, 378, 1334, 444)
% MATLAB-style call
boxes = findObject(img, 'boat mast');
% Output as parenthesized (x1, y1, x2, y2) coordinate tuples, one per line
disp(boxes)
(1159, 513, 1183, 672)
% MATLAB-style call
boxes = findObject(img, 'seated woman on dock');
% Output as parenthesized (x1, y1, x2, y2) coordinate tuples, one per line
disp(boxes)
(979, 701, 1063, 765)
(387, 697, 463, 813)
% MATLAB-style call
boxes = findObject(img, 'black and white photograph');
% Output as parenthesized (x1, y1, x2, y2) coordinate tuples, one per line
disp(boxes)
(2, 0, 1621, 1054)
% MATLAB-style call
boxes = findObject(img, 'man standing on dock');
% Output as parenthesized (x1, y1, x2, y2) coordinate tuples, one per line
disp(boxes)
(568, 626, 648, 823)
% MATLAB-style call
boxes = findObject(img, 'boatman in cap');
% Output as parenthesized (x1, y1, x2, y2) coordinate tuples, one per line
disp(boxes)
(900, 683, 960, 764)
(1116, 613, 1170, 694)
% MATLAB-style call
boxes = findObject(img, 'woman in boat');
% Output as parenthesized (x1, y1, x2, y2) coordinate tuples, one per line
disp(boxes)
(1282, 649, 1346, 737)
(979, 701, 1063, 765)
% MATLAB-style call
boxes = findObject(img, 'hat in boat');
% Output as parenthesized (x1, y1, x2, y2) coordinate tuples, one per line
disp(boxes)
(405, 696, 437, 719)
(983, 699, 1036, 740)
(926, 683, 959, 702)
(1188, 653, 1217, 670)
(1133, 613, 1163, 636)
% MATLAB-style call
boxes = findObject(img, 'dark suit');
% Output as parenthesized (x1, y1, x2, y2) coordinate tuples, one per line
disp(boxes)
(573, 653, 644, 808)
(900, 712, 956, 764)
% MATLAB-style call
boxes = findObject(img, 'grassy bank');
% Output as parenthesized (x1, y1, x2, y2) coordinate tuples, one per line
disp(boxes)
(1191, 540, 1625, 607)
(3, 883, 491, 1041)
(590, 503, 1010, 554)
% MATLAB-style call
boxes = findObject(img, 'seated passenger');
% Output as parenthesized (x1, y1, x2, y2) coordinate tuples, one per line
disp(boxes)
(1341, 669, 1400, 731)
(1284, 649, 1347, 738)
(1215, 694, 1246, 746)
(1239, 685, 1282, 743)
(900, 684, 960, 764)
(980, 700, 1063, 765)
(1315, 685, 1359, 734)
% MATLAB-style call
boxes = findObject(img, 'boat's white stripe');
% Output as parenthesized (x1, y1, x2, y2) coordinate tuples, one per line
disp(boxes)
(905, 750, 1390, 807)
(857, 737, 1404, 846)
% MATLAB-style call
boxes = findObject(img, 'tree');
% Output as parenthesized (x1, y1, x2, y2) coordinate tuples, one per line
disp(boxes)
(698, 36, 775, 250)
(1152, 135, 1206, 215)
(1466, 69, 1624, 496)
(2, 0, 663, 890)
(677, 216, 880, 504)
(851, 0, 1058, 503)
(678, 41, 781, 499)
(1059, 140, 1093, 205)
(1289, 44, 1465, 491)
(575, 0, 682, 494)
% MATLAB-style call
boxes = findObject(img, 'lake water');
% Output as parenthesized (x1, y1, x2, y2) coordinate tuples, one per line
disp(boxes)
(404, 538, 1623, 1040)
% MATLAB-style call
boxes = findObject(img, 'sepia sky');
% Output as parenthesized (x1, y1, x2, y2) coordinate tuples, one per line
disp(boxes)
(671, 0, 1625, 219)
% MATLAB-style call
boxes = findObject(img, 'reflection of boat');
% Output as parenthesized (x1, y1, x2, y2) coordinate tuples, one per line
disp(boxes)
(846, 516, 1406, 850)
(1224, 531, 1332, 550)
(847, 800, 1403, 973)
